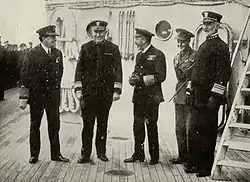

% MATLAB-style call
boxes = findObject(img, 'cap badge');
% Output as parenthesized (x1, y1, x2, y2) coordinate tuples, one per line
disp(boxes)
(204, 12, 209, 17)
(96, 21, 100, 26)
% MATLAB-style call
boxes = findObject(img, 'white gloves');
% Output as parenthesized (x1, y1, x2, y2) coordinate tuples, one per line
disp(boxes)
(76, 91, 83, 100)
(76, 91, 120, 101)
(19, 99, 28, 110)
(113, 92, 120, 101)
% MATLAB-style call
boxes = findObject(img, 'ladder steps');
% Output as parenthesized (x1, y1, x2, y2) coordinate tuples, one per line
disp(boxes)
(235, 105, 250, 110)
(217, 160, 250, 169)
(229, 122, 250, 129)
(241, 88, 250, 93)
(223, 141, 250, 151)
(211, 11, 250, 180)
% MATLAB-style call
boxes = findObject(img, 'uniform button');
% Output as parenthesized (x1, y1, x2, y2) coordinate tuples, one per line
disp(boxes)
(140, 73, 142, 76)
(46, 79, 48, 82)
(140, 66, 143, 68)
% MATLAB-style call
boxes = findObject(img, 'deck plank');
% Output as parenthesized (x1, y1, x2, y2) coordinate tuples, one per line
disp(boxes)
(163, 134, 202, 182)
(1, 106, 250, 182)
(140, 140, 152, 182)
(60, 127, 80, 182)
(95, 150, 105, 182)
(119, 140, 128, 182)
(226, 150, 250, 182)
(46, 124, 76, 182)
(160, 135, 185, 182)
(129, 141, 144, 182)
(111, 140, 120, 182)
(158, 136, 177, 182)
(38, 125, 71, 182)
(5, 159, 29, 182)
(86, 147, 99, 182)
(55, 127, 79, 182)
(125, 140, 136, 182)
(158, 145, 176, 182)
(103, 140, 112, 182)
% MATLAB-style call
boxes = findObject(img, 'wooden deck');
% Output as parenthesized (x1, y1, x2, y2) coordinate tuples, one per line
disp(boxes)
(1, 89, 250, 182)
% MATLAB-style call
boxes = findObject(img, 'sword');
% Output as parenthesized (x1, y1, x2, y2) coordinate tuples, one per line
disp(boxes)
(168, 79, 189, 102)
(168, 62, 195, 102)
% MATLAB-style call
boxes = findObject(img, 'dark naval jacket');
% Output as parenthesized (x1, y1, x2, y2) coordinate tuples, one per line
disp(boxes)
(74, 40, 122, 100)
(190, 33, 231, 105)
(19, 44, 63, 103)
(132, 45, 166, 104)
(173, 46, 196, 104)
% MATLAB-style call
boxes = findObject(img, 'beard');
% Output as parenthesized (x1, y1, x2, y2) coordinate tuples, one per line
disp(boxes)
(135, 44, 143, 51)
(178, 46, 185, 52)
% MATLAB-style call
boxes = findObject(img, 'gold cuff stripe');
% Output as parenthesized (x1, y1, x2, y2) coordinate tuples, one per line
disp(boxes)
(211, 83, 226, 95)
(143, 75, 155, 86)
(114, 82, 122, 89)
(187, 81, 192, 89)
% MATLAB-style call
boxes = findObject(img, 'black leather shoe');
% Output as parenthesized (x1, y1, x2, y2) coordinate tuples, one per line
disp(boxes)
(77, 155, 91, 163)
(51, 155, 70, 162)
(124, 156, 144, 163)
(169, 157, 186, 164)
(97, 155, 109, 162)
(29, 157, 38, 164)
(149, 160, 159, 165)
(196, 170, 211, 177)
(184, 166, 199, 173)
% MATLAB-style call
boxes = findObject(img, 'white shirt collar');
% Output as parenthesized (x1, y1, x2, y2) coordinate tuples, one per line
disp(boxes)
(41, 43, 50, 54)
(142, 44, 151, 53)
(211, 32, 218, 36)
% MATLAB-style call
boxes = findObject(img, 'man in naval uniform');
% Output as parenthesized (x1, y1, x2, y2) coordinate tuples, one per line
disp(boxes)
(185, 11, 231, 177)
(19, 25, 70, 164)
(124, 28, 166, 165)
(169, 29, 196, 165)
(74, 20, 123, 163)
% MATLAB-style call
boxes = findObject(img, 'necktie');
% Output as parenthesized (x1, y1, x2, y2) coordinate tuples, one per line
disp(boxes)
(48, 49, 51, 56)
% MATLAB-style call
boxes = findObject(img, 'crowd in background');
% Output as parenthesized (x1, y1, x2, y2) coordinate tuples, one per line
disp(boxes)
(0, 36, 33, 100)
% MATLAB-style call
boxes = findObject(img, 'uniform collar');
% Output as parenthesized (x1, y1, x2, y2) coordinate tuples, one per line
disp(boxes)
(94, 40, 106, 45)
(206, 33, 219, 40)
(141, 43, 151, 53)
(41, 43, 51, 54)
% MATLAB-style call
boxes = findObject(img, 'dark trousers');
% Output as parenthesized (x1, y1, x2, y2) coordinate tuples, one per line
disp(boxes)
(187, 105, 218, 171)
(81, 96, 112, 158)
(29, 92, 61, 158)
(0, 83, 5, 100)
(133, 103, 160, 161)
(175, 104, 191, 161)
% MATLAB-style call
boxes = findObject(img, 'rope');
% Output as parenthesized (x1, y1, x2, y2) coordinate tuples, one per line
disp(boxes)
(46, 0, 250, 10)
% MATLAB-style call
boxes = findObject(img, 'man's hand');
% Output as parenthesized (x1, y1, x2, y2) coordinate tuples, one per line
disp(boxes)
(19, 99, 28, 110)
(129, 73, 140, 86)
(76, 91, 82, 100)
(185, 86, 193, 107)
(113, 92, 120, 101)
(185, 94, 193, 107)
